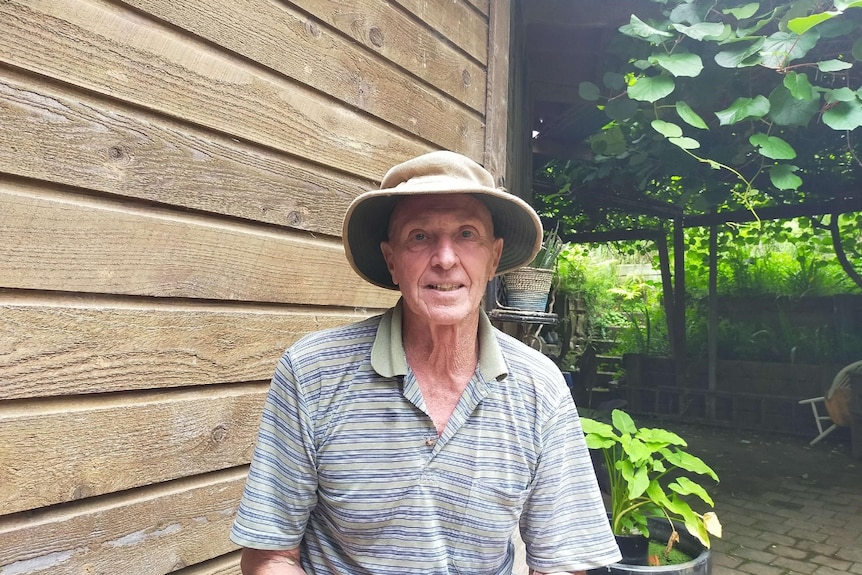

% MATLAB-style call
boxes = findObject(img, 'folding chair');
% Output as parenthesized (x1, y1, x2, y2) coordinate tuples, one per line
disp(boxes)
(799, 360, 862, 446)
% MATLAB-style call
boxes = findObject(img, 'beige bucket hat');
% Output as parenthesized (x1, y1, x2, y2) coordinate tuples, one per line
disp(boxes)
(343, 150, 543, 290)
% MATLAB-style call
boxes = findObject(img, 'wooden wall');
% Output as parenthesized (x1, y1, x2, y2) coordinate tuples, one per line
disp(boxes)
(0, 0, 511, 572)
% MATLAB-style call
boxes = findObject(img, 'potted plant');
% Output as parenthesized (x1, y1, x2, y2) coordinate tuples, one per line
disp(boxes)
(503, 226, 564, 312)
(581, 409, 722, 573)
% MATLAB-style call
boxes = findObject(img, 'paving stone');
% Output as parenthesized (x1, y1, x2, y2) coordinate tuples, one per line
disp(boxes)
(767, 545, 809, 560)
(738, 561, 786, 575)
(771, 556, 817, 574)
(713, 551, 746, 568)
(793, 540, 838, 556)
(812, 566, 854, 575)
(809, 554, 853, 571)
(733, 546, 779, 564)
(786, 528, 830, 544)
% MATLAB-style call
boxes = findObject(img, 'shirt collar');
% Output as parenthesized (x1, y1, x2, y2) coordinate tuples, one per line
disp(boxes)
(370, 298, 508, 382)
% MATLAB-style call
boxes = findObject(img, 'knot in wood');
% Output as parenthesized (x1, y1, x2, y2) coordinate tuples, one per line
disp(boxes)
(304, 20, 320, 38)
(462, 69, 472, 86)
(369, 26, 385, 48)
(211, 423, 229, 443)
(287, 211, 302, 226)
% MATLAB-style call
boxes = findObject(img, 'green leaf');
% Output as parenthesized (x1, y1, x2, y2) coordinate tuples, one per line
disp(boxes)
(818, 59, 853, 72)
(663, 450, 719, 481)
(827, 87, 858, 102)
(676, 101, 709, 129)
(579, 81, 601, 101)
(769, 164, 803, 190)
(669, 136, 700, 149)
(603, 72, 626, 91)
(670, 476, 715, 506)
(768, 84, 820, 126)
(760, 30, 820, 68)
(650, 53, 704, 77)
(787, 11, 839, 35)
(638, 427, 687, 446)
(604, 97, 639, 121)
(620, 14, 673, 40)
(672, 22, 727, 41)
(723, 3, 760, 20)
(750, 133, 797, 159)
(628, 75, 675, 103)
(715, 38, 765, 68)
(611, 409, 637, 435)
(823, 99, 862, 130)
(783, 72, 814, 100)
(651, 120, 683, 138)
(715, 95, 770, 125)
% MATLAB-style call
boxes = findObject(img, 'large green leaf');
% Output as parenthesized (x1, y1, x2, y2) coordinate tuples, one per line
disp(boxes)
(663, 450, 720, 481)
(673, 22, 727, 41)
(612, 409, 637, 435)
(788, 11, 840, 35)
(669, 136, 701, 149)
(676, 101, 709, 129)
(769, 164, 803, 190)
(835, 0, 862, 9)
(768, 84, 820, 126)
(604, 97, 639, 121)
(620, 14, 673, 40)
(669, 476, 715, 506)
(818, 59, 854, 72)
(651, 120, 683, 138)
(749, 133, 797, 159)
(759, 30, 820, 68)
(638, 427, 687, 447)
(650, 53, 704, 77)
(723, 3, 760, 20)
(715, 95, 770, 125)
(579, 81, 601, 101)
(822, 99, 862, 130)
(628, 75, 675, 103)
(827, 87, 858, 102)
(783, 72, 814, 100)
(714, 38, 765, 68)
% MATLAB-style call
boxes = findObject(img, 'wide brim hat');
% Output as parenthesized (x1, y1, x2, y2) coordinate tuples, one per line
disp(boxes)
(343, 150, 543, 290)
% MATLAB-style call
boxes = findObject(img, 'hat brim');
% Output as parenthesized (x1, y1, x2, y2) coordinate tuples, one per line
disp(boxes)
(343, 185, 542, 290)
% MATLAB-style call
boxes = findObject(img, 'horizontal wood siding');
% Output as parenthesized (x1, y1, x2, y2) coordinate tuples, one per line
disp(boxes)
(0, 0, 497, 572)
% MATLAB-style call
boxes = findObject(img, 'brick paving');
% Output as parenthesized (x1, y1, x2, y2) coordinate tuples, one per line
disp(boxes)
(665, 421, 862, 575)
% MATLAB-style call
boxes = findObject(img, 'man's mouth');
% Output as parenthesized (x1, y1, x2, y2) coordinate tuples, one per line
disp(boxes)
(428, 284, 462, 291)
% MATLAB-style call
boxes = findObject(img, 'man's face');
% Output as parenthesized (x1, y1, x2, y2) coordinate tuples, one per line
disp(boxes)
(381, 194, 503, 329)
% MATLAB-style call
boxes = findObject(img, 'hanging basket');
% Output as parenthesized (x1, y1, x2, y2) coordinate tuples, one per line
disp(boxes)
(503, 267, 555, 312)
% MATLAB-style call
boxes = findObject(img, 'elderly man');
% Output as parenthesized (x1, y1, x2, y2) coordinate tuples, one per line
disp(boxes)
(230, 151, 620, 574)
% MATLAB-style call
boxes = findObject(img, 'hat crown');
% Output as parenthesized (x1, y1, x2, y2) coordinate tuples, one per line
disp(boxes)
(381, 150, 495, 192)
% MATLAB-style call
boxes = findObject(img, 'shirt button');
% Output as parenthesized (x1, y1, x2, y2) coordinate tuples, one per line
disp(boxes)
(425, 437, 437, 447)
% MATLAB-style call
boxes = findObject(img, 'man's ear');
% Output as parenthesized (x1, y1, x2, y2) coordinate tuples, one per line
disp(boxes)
(380, 241, 398, 285)
(489, 237, 504, 280)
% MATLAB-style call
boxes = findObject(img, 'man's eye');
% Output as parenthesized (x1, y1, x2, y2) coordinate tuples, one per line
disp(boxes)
(460, 230, 475, 238)
(413, 233, 426, 241)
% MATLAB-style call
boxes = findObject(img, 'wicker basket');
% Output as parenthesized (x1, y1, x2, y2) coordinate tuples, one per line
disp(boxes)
(503, 267, 554, 312)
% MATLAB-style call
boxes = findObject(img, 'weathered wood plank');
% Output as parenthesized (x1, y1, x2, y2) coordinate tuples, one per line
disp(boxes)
(0, 182, 400, 308)
(393, 0, 488, 64)
(118, 0, 487, 134)
(293, 0, 486, 113)
(0, 71, 372, 236)
(0, 384, 264, 515)
(0, 0, 439, 180)
(0, 468, 246, 573)
(0, 295, 371, 400)
(175, 553, 240, 575)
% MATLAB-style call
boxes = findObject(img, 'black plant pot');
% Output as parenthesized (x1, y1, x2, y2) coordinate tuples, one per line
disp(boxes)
(615, 533, 650, 566)
(588, 518, 711, 575)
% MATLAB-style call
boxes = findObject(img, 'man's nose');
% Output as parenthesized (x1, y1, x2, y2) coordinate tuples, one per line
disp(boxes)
(430, 237, 458, 269)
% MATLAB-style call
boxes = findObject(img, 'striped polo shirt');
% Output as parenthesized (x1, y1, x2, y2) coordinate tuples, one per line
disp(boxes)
(230, 301, 620, 574)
